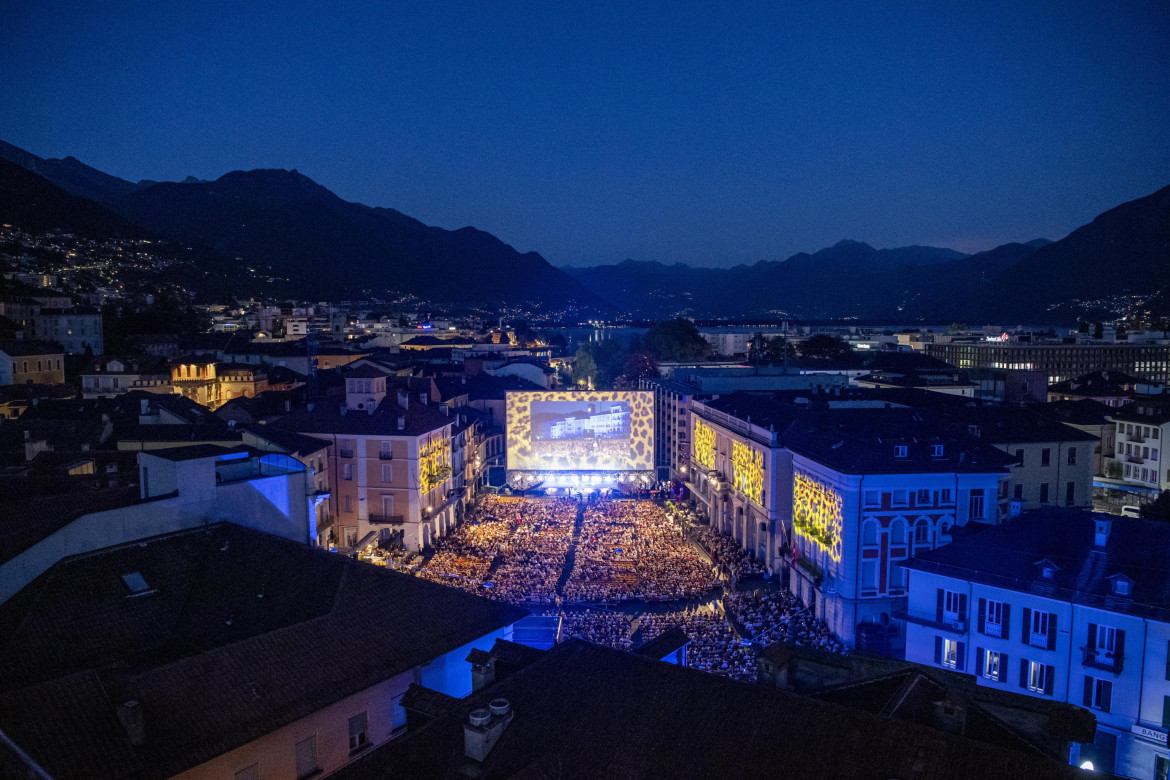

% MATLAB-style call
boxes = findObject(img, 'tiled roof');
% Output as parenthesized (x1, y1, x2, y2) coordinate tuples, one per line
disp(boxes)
(243, 425, 330, 456)
(937, 406, 1099, 444)
(0, 482, 143, 564)
(332, 639, 1085, 780)
(0, 523, 527, 779)
(902, 507, 1170, 623)
(0, 340, 64, 357)
(1048, 370, 1144, 396)
(270, 396, 453, 437)
(1109, 396, 1170, 425)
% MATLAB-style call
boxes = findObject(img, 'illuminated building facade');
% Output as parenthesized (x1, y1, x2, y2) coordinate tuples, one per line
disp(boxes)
(927, 341, 1170, 386)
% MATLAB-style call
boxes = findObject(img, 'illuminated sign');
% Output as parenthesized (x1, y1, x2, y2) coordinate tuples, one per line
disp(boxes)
(506, 391, 654, 472)
(793, 472, 843, 562)
(419, 433, 451, 493)
(693, 417, 716, 470)
(731, 440, 764, 505)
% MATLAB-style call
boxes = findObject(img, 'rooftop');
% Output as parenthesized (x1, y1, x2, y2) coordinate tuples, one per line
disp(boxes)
(0, 523, 527, 779)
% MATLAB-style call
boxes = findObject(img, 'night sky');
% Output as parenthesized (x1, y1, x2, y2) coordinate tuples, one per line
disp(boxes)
(2, 2, 1168, 268)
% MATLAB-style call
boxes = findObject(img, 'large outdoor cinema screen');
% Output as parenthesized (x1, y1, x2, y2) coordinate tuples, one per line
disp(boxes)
(506, 391, 654, 472)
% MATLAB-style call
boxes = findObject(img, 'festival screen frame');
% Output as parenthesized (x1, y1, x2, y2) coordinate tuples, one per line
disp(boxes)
(506, 390, 654, 473)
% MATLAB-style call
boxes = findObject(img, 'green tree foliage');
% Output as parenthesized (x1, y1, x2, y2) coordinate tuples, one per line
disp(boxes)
(572, 347, 598, 388)
(765, 336, 797, 363)
(642, 318, 711, 361)
(796, 333, 854, 361)
(1140, 491, 1170, 522)
(619, 351, 660, 385)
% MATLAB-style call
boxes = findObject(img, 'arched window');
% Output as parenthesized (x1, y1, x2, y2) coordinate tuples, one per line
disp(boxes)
(862, 520, 878, 546)
(913, 519, 930, 550)
(889, 518, 907, 545)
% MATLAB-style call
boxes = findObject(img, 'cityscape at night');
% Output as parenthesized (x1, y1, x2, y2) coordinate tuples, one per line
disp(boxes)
(1, 2, 1169, 779)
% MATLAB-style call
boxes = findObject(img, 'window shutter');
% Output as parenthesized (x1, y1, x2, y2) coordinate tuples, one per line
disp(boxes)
(1021, 608, 1031, 643)
(1002, 604, 1011, 638)
(998, 653, 1009, 683)
(1083, 676, 1093, 707)
(1101, 681, 1112, 713)
(977, 598, 986, 634)
(934, 635, 942, 665)
(957, 642, 966, 670)
(936, 589, 945, 622)
(1162, 695, 1170, 729)
(1043, 667, 1054, 696)
(1047, 614, 1058, 651)
(1088, 622, 1098, 651)
(1019, 658, 1028, 688)
(977, 647, 985, 676)
(958, 593, 968, 622)
(1116, 629, 1125, 665)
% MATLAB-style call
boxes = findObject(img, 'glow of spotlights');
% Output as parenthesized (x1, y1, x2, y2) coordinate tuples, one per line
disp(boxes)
(1079, 761, 1094, 771)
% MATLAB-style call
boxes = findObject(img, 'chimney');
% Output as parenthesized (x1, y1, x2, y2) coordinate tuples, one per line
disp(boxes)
(1094, 517, 1112, 551)
(464, 699, 513, 764)
(117, 700, 146, 746)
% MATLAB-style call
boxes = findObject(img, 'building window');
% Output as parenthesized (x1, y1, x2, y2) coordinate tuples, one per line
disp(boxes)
(942, 638, 960, 669)
(863, 490, 880, 507)
(1092, 624, 1118, 657)
(1013, 483, 1023, 500)
(892, 490, 908, 507)
(1014, 448, 1024, 465)
(913, 520, 930, 551)
(895, 445, 908, 458)
(295, 736, 319, 779)
(344, 495, 353, 513)
(343, 463, 353, 481)
(1039, 483, 1049, 503)
(235, 765, 259, 780)
(932, 444, 944, 457)
(983, 600, 1005, 638)
(1065, 481, 1075, 505)
(1067, 448, 1077, 466)
(1025, 660, 1054, 695)
(862, 561, 877, 591)
(968, 489, 985, 520)
(982, 649, 1002, 681)
(1041, 448, 1051, 466)
(862, 521, 878, 546)
(1084, 677, 1112, 712)
(940, 589, 966, 623)
(939, 488, 952, 504)
(916, 489, 930, 505)
(348, 711, 369, 752)
(382, 463, 393, 483)
(1025, 609, 1054, 648)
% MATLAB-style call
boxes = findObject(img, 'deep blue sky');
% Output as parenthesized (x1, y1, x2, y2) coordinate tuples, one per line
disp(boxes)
(2, 2, 1168, 268)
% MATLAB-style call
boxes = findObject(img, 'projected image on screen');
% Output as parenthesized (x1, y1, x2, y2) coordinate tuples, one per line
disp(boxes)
(507, 391, 653, 473)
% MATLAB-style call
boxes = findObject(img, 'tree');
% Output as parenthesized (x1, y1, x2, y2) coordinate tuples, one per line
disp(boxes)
(572, 347, 598, 388)
(765, 336, 797, 363)
(1093, 322, 1104, 340)
(642, 318, 711, 362)
(796, 333, 854, 361)
(1140, 491, 1170, 522)
(619, 351, 660, 385)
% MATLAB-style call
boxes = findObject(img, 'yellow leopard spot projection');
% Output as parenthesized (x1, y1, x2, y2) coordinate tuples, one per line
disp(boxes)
(731, 440, 764, 505)
(420, 433, 451, 493)
(693, 417, 716, 470)
(505, 391, 654, 472)
(793, 472, 843, 562)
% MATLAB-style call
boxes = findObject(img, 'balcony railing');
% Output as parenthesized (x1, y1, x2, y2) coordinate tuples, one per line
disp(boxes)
(378, 452, 394, 460)
(893, 608, 967, 635)
(368, 514, 405, 525)
(1082, 646, 1124, 674)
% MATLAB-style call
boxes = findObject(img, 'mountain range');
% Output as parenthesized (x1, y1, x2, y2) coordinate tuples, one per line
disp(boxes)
(0, 140, 1167, 321)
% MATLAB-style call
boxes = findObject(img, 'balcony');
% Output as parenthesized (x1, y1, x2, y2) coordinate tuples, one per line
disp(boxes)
(368, 514, 405, 525)
(1082, 647, 1124, 674)
(893, 608, 967, 635)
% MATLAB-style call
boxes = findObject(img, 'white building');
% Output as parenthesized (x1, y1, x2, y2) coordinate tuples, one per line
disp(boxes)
(902, 509, 1170, 778)
(1109, 397, 1170, 497)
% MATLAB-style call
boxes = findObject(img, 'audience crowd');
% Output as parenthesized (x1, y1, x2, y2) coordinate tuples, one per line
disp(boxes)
(724, 589, 844, 654)
(692, 525, 767, 579)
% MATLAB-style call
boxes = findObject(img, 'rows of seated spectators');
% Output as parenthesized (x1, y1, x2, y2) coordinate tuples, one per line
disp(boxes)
(723, 588, 844, 654)
(691, 524, 767, 578)
(562, 500, 717, 602)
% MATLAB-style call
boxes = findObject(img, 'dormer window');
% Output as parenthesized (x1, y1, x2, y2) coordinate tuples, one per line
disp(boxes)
(1109, 574, 1133, 597)
(931, 444, 944, 457)
(895, 445, 908, 458)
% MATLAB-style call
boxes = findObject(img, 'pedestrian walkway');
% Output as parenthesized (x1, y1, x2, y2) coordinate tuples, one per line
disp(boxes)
(555, 506, 586, 595)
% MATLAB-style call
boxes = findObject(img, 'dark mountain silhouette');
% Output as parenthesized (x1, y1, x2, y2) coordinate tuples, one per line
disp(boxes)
(1, 140, 1166, 319)
(0, 140, 141, 204)
(978, 184, 1170, 320)
(105, 168, 604, 307)
(0, 157, 145, 238)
